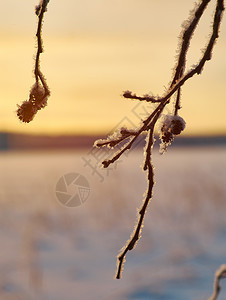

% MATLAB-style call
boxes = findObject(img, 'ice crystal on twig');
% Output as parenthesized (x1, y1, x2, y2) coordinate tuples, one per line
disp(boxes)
(123, 90, 161, 103)
(94, 127, 136, 149)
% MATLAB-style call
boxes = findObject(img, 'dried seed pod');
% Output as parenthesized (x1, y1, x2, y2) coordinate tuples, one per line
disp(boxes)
(161, 131, 173, 143)
(30, 84, 48, 110)
(171, 116, 186, 135)
(17, 101, 37, 123)
(159, 114, 186, 153)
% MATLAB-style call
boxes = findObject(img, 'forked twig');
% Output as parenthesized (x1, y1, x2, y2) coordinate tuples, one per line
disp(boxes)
(95, 0, 224, 279)
(17, 0, 50, 123)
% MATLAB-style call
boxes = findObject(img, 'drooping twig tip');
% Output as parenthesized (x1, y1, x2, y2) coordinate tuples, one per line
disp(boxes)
(17, 0, 50, 123)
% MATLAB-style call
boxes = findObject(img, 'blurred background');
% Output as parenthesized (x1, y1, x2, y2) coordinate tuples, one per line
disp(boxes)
(0, 0, 226, 136)
(0, 1, 226, 299)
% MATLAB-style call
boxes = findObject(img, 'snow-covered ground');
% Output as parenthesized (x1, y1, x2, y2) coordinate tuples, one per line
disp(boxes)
(0, 146, 226, 300)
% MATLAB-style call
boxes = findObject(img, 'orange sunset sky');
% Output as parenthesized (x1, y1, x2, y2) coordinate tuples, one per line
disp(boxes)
(1, 0, 226, 136)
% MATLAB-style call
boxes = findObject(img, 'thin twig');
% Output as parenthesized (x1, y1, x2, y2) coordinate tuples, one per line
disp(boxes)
(116, 128, 155, 279)
(171, 0, 211, 87)
(101, 105, 161, 168)
(123, 91, 162, 103)
(34, 0, 49, 94)
(174, 87, 181, 116)
(95, 130, 136, 148)
(123, 0, 224, 107)
(16, 0, 50, 123)
(208, 265, 226, 300)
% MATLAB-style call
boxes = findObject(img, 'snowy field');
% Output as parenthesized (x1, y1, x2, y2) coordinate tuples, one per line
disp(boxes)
(0, 146, 226, 300)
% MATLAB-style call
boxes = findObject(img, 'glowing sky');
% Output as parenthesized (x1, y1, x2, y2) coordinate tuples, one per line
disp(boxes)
(1, 0, 226, 135)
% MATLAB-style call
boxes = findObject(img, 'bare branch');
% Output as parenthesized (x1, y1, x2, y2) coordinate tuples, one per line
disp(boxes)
(208, 265, 226, 300)
(171, 0, 212, 87)
(116, 128, 155, 279)
(16, 0, 50, 123)
(124, 0, 224, 116)
(123, 91, 162, 103)
(95, 0, 224, 279)
(101, 105, 161, 168)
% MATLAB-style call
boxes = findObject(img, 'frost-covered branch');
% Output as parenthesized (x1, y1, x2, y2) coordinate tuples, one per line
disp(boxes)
(17, 0, 50, 123)
(116, 128, 155, 279)
(123, 91, 162, 103)
(95, 0, 224, 279)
